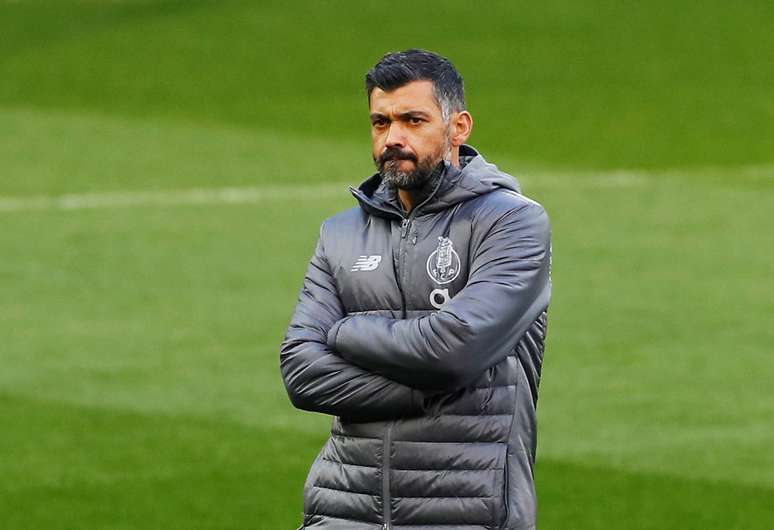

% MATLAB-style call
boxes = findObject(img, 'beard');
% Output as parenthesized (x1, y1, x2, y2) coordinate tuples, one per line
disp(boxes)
(375, 140, 450, 190)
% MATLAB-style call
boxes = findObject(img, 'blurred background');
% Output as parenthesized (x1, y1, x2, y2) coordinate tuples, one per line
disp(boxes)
(1, 1, 772, 528)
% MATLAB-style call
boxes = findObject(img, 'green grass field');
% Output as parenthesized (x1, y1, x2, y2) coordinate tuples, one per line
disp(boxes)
(1, 1, 773, 528)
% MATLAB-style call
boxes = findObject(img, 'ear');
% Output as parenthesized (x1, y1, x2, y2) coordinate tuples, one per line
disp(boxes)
(450, 111, 473, 147)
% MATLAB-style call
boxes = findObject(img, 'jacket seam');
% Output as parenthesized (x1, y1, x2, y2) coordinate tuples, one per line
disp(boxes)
(329, 432, 382, 441)
(430, 412, 514, 418)
(304, 512, 381, 526)
(311, 484, 378, 497)
(394, 440, 505, 445)
(390, 493, 500, 499)
(390, 440, 507, 444)
(391, 467, 503, 472)
(320, 457, 378, 469)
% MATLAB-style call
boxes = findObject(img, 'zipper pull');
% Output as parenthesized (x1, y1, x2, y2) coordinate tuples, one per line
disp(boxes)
(400, 218, 410, 239)
(411, 233, 417, 245)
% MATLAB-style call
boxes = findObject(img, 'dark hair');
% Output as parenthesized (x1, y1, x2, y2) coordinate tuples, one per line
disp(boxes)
(365, 49, 466, 121)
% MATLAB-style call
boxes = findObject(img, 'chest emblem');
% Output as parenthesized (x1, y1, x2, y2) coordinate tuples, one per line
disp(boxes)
(426, 237, 461, 285)
(351, 255, 382, 272)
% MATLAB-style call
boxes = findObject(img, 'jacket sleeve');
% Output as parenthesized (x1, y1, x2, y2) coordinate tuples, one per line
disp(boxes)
(280, 223, 424, 421)
(327, 202, 551, 391)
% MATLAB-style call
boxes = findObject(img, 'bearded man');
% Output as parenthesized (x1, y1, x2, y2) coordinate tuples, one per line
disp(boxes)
(281, 49, 552, 530)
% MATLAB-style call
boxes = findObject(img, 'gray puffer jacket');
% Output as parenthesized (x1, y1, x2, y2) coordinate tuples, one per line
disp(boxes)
(281, 145, 552, 529)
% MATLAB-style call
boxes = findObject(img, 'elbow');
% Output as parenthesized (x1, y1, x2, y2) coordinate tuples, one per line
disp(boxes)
(279, 354, 316, 412)
(286, 386, 314, 412)
(281, 373, 319, 413)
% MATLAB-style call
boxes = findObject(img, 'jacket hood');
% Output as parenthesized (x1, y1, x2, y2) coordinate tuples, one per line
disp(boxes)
(350, 145, 521, 218)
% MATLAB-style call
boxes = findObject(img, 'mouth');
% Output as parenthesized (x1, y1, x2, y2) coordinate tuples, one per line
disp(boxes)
(380, 158, 416, 176)
(380, 155, 417, 170)
(379, 147, 417, 166)
(384, 157, 415, 165)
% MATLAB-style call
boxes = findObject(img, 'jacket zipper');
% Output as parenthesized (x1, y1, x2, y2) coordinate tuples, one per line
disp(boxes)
(377, 218, 412, 530)
(381, 216, 417, 529)
(380, 219, 411, 529)
(382, 422, 393, 529)
(501, 450, 509, 528)
(397, 218, 411, 318)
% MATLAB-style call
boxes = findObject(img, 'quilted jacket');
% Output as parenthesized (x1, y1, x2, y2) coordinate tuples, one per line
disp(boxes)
(281, 145, 552, 529)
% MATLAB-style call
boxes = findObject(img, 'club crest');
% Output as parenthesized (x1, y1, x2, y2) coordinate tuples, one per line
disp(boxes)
(426, 236, 461, 285)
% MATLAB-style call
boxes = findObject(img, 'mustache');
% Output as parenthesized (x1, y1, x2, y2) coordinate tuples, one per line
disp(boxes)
(377, 147, 417, 166)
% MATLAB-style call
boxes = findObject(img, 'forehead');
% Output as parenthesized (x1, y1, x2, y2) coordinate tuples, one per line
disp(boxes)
(369, 80, 441, 115)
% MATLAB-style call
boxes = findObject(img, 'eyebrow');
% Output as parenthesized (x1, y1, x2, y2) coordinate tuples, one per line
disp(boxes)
(370, 111, 431, 121)
(399, 111, 431, 120)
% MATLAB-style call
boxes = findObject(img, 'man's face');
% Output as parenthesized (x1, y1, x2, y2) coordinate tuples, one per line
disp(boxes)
(370, 80, 451, 190)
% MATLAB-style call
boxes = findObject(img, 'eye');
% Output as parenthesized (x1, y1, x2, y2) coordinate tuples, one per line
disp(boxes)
(372, 118, 387, 128)
(409, 116, 423, 125)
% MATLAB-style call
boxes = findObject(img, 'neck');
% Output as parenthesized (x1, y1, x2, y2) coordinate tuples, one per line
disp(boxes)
(397, 188, 416, 213)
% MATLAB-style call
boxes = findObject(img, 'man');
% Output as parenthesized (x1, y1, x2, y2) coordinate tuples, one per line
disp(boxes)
(281, 49, 551, 530)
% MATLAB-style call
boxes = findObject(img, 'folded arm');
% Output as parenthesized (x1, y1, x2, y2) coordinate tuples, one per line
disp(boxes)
(327, 202, 552, 391)
(280, 225, 423, 421)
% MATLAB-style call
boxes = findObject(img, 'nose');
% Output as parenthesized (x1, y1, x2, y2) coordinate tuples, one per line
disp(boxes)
(385, 122, 406, 148)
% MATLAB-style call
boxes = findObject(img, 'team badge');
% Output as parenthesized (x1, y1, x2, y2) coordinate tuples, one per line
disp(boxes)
(426, 236, 461, 285)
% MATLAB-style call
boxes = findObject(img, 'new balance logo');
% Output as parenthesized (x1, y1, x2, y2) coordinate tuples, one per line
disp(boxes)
(351, 255, 382, 272)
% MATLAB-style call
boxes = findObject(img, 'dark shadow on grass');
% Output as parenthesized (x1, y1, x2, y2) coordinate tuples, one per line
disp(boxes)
(0, 392, 325, 530)
(0, 0, 212, 60)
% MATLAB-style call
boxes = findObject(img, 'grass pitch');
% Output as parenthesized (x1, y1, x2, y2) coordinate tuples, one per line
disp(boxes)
(1, 1, 773, 528)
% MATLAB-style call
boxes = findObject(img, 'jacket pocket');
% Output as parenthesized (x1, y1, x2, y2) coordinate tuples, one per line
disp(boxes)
(490, 442, 509, 528)
(500, 448, 510, 528)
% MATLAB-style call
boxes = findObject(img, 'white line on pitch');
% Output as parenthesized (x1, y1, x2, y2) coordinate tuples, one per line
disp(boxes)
(7, 164, 769, 214)
(0, 184, 350, 213)
(0, 172, 654, 214)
